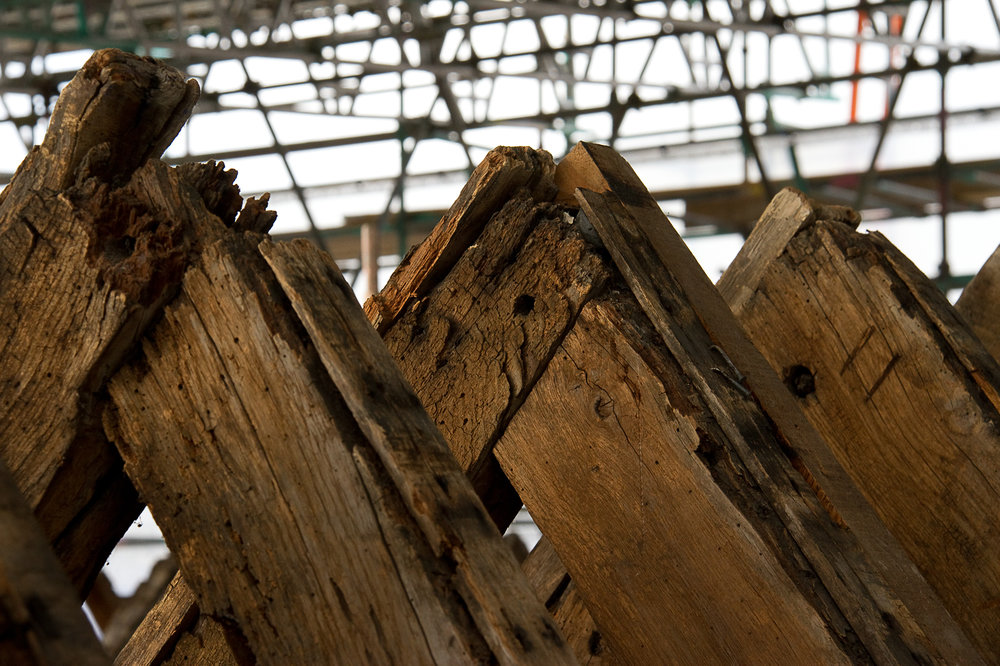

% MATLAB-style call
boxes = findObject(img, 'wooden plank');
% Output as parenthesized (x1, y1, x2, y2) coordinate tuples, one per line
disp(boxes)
(0, 456, 109, 665)
(114, 154, 597, 664)
(100, 556, 178, 655)
(364, 145, 557, 333)
(956, 243, 1000, 359)
(106, 228, 574, 664)
(114, 575, 238, 666)
(529, 141, 982, 663)
(719, 186, 1000, 658)
(0, 48, 199, 593)
(521, 538, 614, 666)
(379, 189, 611, 525)
(499, 290, 853, 664)
(261, 237, 576, 665)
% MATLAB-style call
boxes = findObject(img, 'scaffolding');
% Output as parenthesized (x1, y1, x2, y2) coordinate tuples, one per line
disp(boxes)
(1, 0, 999, 293)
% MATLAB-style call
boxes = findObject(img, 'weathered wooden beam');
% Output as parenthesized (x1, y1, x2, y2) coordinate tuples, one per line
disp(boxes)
(0, 456, 109, 665)
(114, 146, 597, 664)
(719, 186, 1000, 658)
(0, 48, 199, 593)
(378, 185, 611, 526)
(105, 212, 574, 663)
(113, 574, 234, 666)
(493, 142, 980, 663)
(521, 537, 614, 666)
(365, 146, 557, 334)
(955, 244, 1000, 360)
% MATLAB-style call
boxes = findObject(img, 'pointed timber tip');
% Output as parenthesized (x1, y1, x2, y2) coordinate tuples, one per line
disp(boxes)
(555, 141, 651, 208)
(758, 187, 862, 234)
(42, 48, 200, 189)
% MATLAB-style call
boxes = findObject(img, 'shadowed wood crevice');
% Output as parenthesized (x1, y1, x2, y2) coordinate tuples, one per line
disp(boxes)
(0, 455, 110, 665)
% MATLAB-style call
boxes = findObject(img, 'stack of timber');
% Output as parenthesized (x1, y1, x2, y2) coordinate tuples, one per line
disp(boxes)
(0, 49, 572, 665)
(2, 48, 1000, 664)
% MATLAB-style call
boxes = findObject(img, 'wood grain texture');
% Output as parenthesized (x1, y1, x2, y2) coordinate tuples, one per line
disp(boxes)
(544, 142, 982, 663)
(720, 188, 1000, 659)
(522, 538, 614, 666)
(498, 290, 856, 665)
(0, 49, 199, 593)
(0, 456, 108, 665)
(107, 230, 574, 664)
(365, 145, 557, 333)
(114, 575, 204, 666)
(263, 237, 575, 664)
(379, 191, 611, 526)
(106, 235, 443, 665)
(956, 243, 1000, 359)
(112, 153, 589, 664)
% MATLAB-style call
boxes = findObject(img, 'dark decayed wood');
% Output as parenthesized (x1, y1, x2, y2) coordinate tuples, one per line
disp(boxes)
(719, 186, 1000, 659)
(0, 456, 109, 665)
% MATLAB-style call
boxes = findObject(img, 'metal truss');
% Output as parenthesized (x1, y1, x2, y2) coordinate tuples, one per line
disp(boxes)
(2, 0, 1000, 289)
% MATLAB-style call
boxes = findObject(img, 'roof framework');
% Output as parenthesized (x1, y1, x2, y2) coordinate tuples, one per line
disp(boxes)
(1, 0, 999, 288)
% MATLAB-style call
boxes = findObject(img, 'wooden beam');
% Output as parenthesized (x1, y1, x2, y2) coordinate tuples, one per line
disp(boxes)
(719, 186, 1000, 658)
(378, 187, 612, 526)
(521, 537, 614, 666)
(113, 147, 597, 664)
(262, 237, 575, 664)
(0, 456, 109, 665)
(512, 142, 980, 663)
(956, 243, 1000, 360)
(112, 574, 231, 666)
(365, 146, 557, 333)
(105, 220, 574, 662)
(0, 48, 199, 593)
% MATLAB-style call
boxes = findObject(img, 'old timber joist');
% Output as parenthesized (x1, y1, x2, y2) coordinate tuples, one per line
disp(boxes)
(2, 48, 1000, 665)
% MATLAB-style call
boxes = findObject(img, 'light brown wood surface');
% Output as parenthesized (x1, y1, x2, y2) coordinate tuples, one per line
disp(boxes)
(498, 289, 853, 665)
(956, 243, 1000, 359)
(719, 187, 1000, 659)
(114, 147, 588, 664)
(507, 142, 980, 663)
(106, 226, 574, 664)
(262, 237, 575, 665)
(0, 48, 198, 593)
